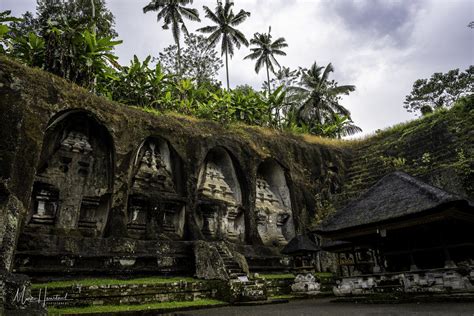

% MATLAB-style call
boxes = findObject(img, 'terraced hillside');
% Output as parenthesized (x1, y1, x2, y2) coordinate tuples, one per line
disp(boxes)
(333, 99, 473, 210)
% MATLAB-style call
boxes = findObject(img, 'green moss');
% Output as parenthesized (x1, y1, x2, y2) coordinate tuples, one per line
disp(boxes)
(314, 272, 333, 278)
(32, 276, 198, 289)
(47, 299, 226, 314)
(261, 273, 294, 279)
(336, 100, 474, 204)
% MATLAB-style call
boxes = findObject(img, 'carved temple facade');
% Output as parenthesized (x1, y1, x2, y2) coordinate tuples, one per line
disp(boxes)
(0, 58, 472, 283)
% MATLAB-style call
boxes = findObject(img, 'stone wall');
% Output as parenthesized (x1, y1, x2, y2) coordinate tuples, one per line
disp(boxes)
(30, 280, 225, 307)
(0, 57, 349, 275)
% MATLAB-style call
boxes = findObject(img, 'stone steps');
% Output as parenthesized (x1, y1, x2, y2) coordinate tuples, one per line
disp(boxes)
(215, 243, 246, 279)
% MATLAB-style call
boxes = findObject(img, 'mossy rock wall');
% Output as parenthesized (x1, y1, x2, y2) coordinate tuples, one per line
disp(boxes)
(0, 56, 472, 277)
(334, 101, 474, 209)
(30, 279, 224, 307)
(0, 57, 349, 273)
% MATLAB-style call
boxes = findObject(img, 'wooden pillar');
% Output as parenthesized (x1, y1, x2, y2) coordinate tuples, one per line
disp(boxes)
(409, 237, 418, 271)
(371, 248, 381, 273)
(352, 247, 358, 274)
(440, 230, 456, 268)
(337, 253, 343, 276)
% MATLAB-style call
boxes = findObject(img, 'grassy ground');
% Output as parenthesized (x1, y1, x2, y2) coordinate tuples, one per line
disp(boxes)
(48, 299, 226, 315)
(260, 273, 295, 279)
(32, 276, 198, 289)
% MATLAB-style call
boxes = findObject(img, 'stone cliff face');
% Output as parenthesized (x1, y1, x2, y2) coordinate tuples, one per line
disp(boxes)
(0, 57, 472, 276)
(0, 57, 349, 274)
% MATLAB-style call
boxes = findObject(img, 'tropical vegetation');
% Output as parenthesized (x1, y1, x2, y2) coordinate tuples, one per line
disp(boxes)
(245, 26, 288, 95)
(0, 0, 363, 138)
(197, 0, 250, 90)
(404, 66, 474, 115)
(143, 0, 200, 75)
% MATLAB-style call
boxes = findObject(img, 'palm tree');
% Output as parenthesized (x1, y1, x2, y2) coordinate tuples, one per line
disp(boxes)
(143, 0, 200, 75)
(244, 26, 288, 95)
(197, 0, 250, 90)
(320, 114, 362, 138)
(292, 62, 355, 126)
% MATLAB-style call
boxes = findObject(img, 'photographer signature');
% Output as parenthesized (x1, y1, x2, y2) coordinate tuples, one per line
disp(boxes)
(13, 286, 71, 307)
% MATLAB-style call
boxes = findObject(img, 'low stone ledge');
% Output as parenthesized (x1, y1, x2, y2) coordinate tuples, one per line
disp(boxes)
(30, 279, 226, 307)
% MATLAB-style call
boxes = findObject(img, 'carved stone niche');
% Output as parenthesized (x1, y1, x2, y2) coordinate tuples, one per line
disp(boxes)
(256, 160, 295, 246)
(131, 140, 175, 193)
(27, 111, 113, 237)
(29, 183, 59, 226)
(127, 138, 185, 240)
(196, 148, 245, 243)
(161, 201, 185, 238)
(126, 196, 149, 238)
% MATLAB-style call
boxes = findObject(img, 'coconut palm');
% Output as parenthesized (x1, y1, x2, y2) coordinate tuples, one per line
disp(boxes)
(244, 26, 288, 95)
(143, 0, 200, 75)
(292, 62, 355, 126)
(197, 0, 250, 90)
(320, 114, 362, 138)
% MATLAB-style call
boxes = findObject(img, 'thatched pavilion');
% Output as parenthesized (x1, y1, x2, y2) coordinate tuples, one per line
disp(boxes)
(315, 171, 474, 278)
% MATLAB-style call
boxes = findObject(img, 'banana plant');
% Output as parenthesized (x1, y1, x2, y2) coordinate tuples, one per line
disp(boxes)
(258, 85, 286, 127)
(79, 29, 122, 88)
(12, 32, 45, 67)
(0, 10, 23, 54)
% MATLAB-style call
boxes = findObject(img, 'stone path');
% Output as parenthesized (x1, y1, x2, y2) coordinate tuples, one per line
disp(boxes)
(173, 298, 474, 316)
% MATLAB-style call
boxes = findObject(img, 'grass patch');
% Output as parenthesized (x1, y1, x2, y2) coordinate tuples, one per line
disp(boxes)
(131, 105, 162, 116)
(315, 272, 333, 278)
(269, 294, 297, 300)
(48, 299, 226, 315)
(261, 273, 295, 279)
(300, 133, 357, 148)
(32, 276, 198, 289)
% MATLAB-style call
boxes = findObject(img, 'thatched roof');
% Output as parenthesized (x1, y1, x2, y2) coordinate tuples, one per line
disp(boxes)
(316, 171, 472, 234)
(281, 235, 320, 254)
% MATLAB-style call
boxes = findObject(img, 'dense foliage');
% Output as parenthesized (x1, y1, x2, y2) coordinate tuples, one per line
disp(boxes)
(404, 66, 474, 115)
(2, 0, 121, 89)
(157, 33, 223, 86)
(0, 0, 362, 138)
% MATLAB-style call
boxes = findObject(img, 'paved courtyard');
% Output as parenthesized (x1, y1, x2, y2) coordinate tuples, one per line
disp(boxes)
(174, 298, 474, 316)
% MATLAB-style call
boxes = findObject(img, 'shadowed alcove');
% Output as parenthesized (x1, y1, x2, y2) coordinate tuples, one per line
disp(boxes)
(127, 136, 186, 240)
(196, 147, 245, 243)
(255, 159, 295, 246)
(26, 110, 114, 237)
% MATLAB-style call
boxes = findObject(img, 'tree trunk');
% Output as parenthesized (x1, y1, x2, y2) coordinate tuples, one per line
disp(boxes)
(177, 40, 181, 77)
(91, 0, 96, 34)
(266, 62, 271, 95)
(225, 50, 230, 90)
(90, 0, 97, 92)
(266, 62, 272, 125)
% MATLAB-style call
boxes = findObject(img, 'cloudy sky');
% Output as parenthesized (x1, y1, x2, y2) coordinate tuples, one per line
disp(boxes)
(3, 0, 474, 136)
